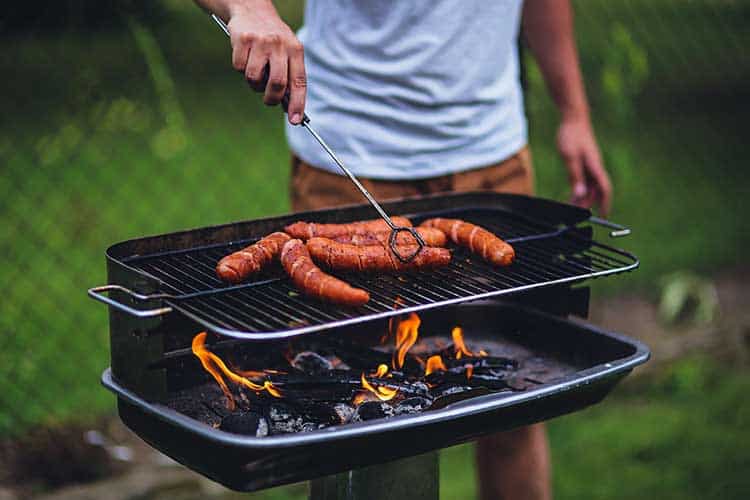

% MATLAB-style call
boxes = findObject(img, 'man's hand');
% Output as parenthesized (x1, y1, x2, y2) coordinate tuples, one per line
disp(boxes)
(557, 117, 611, 216)
(199, 0, 306, 124)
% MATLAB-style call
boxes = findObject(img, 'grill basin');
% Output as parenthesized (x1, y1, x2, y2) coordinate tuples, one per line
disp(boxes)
(102, 302, 649, 492)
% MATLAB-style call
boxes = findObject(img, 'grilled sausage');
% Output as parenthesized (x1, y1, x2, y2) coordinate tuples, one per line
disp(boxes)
(216, 232, 292, 283)
(333, 227, 447, 247)
(284, 216, 412, 240)
(420, 218, 514, 266)
(306, 237, 451, 273)
(280, 239, 370, 307)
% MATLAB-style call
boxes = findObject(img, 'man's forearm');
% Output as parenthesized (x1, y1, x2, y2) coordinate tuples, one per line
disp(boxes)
(522, 0, 590, 122)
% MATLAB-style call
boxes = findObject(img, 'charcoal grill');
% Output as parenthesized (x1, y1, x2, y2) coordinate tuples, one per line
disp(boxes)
(89, 192, 648, 497)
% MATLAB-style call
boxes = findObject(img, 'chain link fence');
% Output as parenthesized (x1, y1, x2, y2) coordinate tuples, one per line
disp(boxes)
(0, 0, 748, 489)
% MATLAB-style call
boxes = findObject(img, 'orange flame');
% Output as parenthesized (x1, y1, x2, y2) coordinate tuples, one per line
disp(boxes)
(192, 332, 283, 409)
(451, 326, 474, 359)
(357, 364, 398, 402)
(383, 296, 405, 343)
(425, 355, 447, 376)
(392, 313, 421, 369)
(352, 392, 369, 406)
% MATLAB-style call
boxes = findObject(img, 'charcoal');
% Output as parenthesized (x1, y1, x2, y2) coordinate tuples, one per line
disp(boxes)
(267, 403, 307, 434)
(266, 401, 340, 434)
(333, 403, 355, 423)
(426, 371, 512, 391)
(430, 384, 472, 398)
(431, 387, 493, 410)
(504, 376, 533, 391)
(291, 351, 334, 375)
(220, 412, 269, 437)
(300, 422, 321, 433)
(443, 356, 517, 371)
(319, 337, 391, 369)
(351, 401, 395, 422)
(394, 397, 432, 415)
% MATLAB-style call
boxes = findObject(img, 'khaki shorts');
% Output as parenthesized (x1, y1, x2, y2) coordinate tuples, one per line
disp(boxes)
(290, 146, 534, 212)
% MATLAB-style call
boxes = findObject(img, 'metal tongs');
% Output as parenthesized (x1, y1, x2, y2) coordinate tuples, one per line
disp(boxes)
(211, 14, 426, 263)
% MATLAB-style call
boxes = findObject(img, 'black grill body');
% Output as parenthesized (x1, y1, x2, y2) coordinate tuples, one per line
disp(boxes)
(93, 192, 648, 491)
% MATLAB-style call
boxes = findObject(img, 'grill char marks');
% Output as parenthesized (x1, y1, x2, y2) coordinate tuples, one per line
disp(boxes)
(333, 227, 447, 247)
(284, 216, 413, 240)
(306, 237, 451, 273)
(216, 232, 292, 283)
(420, 218, 514, 266)
(280, 239, 370, 307)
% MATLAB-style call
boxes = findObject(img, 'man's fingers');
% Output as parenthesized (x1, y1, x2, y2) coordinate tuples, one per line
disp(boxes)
(584, 149, 612, 216)
(230, 31, 252, 73)
(246, 47, 269, 92)
(264, 50, 288, 106)
(286, 43, 306, 124)
(564, 153, 587, 206)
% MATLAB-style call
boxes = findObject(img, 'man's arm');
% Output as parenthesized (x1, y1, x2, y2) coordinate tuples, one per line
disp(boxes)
(522, 0, 612, 215)
(194, 0, 306, 124)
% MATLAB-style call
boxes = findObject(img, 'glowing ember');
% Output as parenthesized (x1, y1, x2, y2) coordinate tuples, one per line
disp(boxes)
(479, 349, 488, 357)
(357, 364, 398, 403)
(192, 332, 283, 409)
(392, 313, 421, 369)
(451, 326, 474, 359)
(425, 355, 447, 376)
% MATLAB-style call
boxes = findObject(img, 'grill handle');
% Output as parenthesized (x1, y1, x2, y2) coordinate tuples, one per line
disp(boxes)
(88, 285, 173, 318)
(588, 216, 631, 237)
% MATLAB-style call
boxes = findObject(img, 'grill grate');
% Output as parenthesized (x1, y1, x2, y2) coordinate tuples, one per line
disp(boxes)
(122, 208, 637, 339)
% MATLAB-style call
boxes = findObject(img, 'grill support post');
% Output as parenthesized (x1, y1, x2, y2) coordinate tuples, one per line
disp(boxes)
(309, 451, 439, 500)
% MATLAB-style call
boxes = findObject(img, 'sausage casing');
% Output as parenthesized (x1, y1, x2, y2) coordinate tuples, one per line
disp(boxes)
(333, 227, 447, 247)
(280, 239, 370, 307)
(216, 232, 291, 283)
(306, 237, 451, 273)
(284, 216, 412, 240)
(420, 218, 514, 266)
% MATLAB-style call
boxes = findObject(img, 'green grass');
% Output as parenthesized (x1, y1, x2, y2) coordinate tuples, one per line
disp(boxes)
(0, 2, 748, 495)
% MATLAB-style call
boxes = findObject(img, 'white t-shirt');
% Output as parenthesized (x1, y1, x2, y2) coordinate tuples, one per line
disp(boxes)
(285, 0, 527, 180)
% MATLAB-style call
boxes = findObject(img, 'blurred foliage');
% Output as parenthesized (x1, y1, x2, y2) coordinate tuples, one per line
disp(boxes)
(0, 2, 748, 497)
(600, 23, 650, 123)
(2, 1, 166, 34)
(658, 271, 719, 326)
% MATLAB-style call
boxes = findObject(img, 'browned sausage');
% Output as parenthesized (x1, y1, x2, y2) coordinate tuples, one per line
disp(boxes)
(280, 239, 370, 307)
(284, 216, 412, 240)
(306, 237, 451, 273)
(216, 232, 292, 283)
(333, 227, 447, 247)
(420, 218, 514, 266)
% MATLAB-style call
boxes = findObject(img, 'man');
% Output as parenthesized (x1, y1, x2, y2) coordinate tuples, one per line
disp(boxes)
(196, 1, 612, 498)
